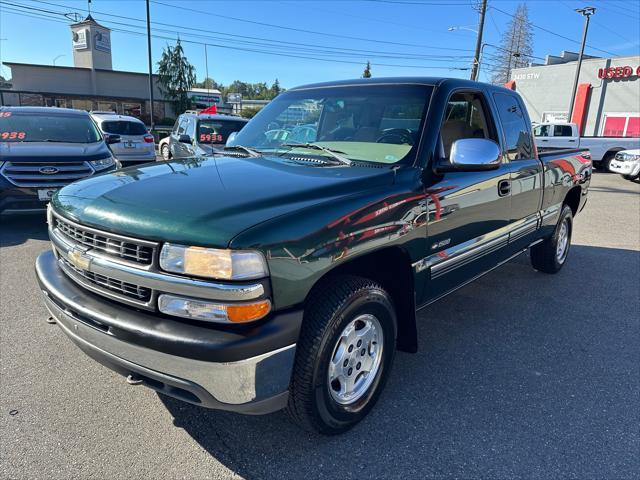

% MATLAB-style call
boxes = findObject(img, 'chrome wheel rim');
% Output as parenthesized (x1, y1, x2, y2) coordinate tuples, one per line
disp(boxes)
(328, 314, 384, 405)
(556, 219, 569, 263)
(162, 146, 170, 160)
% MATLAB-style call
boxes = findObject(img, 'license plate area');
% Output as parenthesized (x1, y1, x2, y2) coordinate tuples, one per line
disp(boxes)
(38, 188, 57, 201)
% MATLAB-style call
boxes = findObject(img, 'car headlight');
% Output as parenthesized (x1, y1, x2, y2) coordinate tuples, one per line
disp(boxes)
(620, 153, 640, 162)
(159, 243, 268, 280)
(90, 156, 115, 170)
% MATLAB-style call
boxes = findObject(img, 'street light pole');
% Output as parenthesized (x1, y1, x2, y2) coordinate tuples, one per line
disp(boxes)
(145, 0, 155, 133)
(568, 6, 595, 122)
(470, 0, 488, 81)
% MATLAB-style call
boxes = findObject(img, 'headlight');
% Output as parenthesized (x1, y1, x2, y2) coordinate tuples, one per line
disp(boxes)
(90, 156, 115, 170)
(620, 153, 640, 162)
(158, 294, 271, 323)
(159, 243, 268, 280)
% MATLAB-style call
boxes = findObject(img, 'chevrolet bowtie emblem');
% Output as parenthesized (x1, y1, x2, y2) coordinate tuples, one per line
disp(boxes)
(68, 249, 91, 270)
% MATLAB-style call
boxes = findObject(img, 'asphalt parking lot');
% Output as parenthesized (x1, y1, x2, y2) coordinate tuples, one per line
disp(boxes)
(1, 172, 638, 479)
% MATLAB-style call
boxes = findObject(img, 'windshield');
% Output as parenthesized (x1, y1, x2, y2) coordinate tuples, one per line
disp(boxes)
(228, 84, 433, 164)
(198, 119, 247, 144)
(0, 111, 102, 143)
(100, 120, 147, 136)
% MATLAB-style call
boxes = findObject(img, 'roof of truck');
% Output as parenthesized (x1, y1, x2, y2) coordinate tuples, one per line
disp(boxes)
(289, 77, 513, 92)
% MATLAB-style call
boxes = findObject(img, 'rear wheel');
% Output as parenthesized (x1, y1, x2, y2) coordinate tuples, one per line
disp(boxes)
(286, 275, 397, 435)
(161, 144, 171, 161)
(530, 204, 573, 274)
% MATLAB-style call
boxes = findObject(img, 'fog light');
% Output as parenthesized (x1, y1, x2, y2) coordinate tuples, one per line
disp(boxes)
(158, 294, 271, 324)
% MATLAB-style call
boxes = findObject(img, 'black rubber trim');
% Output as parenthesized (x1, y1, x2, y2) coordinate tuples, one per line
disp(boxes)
(36, 250, 303, 363)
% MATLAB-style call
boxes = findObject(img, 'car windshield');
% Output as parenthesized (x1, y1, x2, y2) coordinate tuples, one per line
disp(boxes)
(197, 119, 247, 144)
(100, 120, 147, 136)
(228, 84, 433, 164)
(0, 111, 102, 143)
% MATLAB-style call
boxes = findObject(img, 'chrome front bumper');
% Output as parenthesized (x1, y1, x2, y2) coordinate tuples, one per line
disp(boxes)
(36, 250, 299, 414)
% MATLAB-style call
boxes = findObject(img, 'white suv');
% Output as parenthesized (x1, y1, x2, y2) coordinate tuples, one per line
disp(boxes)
(91, 114, 156, 166)
(609, 149, 640, 182)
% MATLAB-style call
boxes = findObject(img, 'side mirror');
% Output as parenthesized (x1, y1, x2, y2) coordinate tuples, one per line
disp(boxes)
(104, 134, 121, 145)
(437, 138, 501, 173)
(226, 131, 238, 146)
(178, 134, 192, 144)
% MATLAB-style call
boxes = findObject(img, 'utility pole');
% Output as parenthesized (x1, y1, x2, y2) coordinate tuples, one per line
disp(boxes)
(568, 6, 595, 122)
(145, 0, 155, 133)
(470, 0, 488, 81)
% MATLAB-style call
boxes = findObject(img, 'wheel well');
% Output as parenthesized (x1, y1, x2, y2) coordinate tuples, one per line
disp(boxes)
(603, 149, 622, 160)
(308, 247, 418, 353)
(564, 186, 581, 216)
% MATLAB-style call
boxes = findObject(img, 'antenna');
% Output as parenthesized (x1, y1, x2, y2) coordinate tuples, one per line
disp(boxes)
(87, 0, 92, 15)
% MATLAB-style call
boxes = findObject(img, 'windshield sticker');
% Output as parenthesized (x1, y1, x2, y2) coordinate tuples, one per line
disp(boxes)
(1, 131, 26, 140)
(200, 133, 223, 143)
(0, 112, 12, 118)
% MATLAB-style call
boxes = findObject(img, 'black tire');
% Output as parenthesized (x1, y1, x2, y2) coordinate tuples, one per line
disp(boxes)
(161, 144, 171, 161)
(623, 174, 639, 181)
(286, 275, 397, 435)
(600, 152, 616, 172)
(530, 204, 573, 274)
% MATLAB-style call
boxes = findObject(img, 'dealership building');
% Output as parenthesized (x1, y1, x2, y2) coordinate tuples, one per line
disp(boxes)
(0, 15, 225, 123)
(508, 51, 640, 137)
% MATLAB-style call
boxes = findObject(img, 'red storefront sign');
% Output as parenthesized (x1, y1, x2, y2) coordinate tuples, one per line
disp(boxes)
(597, 65, 640, 79)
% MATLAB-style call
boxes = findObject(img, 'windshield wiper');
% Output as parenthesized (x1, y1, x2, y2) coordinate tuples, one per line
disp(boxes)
(223, 145, 262, 157)
(281, 142, 352, 166)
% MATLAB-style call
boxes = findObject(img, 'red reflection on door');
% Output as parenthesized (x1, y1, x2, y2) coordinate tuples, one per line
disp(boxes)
(603, 116, 626, 137)
(626, 117, 640, 137)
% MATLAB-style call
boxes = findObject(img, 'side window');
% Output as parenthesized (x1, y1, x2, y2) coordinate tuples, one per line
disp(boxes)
(176, 116, 188, 135)
(554, 125, 573, 137)
(493, 93, 533, 161)
(534, 124, 551, 137)
(171, 117, 181, 134)
(440, 91, 496, 158)
(185, 118, 196, 138)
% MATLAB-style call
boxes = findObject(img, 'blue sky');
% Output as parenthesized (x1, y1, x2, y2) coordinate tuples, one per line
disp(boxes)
(1, 0, 639, 88)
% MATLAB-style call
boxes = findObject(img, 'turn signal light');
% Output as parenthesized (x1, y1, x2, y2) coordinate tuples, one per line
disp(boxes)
(227, 300, 272, 323)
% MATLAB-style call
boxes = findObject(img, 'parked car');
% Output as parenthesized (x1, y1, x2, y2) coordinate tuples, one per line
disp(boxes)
(91, 113, 156, 166)
(533, 122, 640, 171)
(609, 149, 640, 181)
(36, 78, 590, 434)
(168, 113, 248, 159)
(0, 106, 118, 214)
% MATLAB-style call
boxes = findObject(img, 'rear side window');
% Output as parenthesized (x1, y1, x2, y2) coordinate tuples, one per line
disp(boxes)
(493, 93, 533, 161)
(101, 120, 147, 135)
(554, 125, 573, 137)
(440, 91, 496, 158)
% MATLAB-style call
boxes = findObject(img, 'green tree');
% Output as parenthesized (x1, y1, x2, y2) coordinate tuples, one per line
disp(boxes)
(362, 61, 372, 78)
(194, 77, 219, 90)
(239, 107, 262, 119)
(271, 78, 281, 97)
(157, 39, 196, 115)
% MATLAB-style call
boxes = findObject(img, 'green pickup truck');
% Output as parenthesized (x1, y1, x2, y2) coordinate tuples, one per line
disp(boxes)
(36, 78, 591, 434)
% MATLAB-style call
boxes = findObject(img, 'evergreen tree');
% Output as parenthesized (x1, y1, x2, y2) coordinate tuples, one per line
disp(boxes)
(157, 39, 196, 114)
(272, 78, 281, 97)
(362, 61, 372, 78)
(489, 3, 534, 85)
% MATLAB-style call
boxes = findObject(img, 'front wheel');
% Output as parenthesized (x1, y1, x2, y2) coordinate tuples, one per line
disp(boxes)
(530, 204, 573, 274)
(161, 144, 171, 161)
(286, 275, 397, 434)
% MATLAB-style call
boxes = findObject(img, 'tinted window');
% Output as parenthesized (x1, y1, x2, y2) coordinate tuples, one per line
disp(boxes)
(0, 112, 102, 143)
(440, 91, 496, 158)
(100, 120, 147, 135)
(493, 93, 533, 161)
(197, 120, 247, 144)
(554, 125, 573, 137)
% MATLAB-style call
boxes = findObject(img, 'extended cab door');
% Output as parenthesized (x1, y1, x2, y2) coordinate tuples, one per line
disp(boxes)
(492, 93, 543, 251)
(420, 89, 512, 304)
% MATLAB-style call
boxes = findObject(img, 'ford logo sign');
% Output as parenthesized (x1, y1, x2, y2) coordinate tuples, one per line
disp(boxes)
(39, 166, 59, 175)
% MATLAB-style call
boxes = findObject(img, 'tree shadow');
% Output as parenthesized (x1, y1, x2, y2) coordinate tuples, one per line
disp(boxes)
(0, 213, 49, 247)
(158, 245, 640, 479)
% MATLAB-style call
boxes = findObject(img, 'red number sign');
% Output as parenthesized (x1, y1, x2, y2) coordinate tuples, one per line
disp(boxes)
(199, 133, 223, 143)
(0, 112, 12, 117)
(0, 131, 26, 140)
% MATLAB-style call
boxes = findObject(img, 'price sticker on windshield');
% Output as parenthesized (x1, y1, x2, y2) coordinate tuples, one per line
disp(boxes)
(200, 133, 223, 143)
(0, 131, 26, 140)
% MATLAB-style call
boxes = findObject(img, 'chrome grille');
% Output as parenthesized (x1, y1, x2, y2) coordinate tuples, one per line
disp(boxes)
(54, 214, 155, 265)
(0, 161, 94, 187)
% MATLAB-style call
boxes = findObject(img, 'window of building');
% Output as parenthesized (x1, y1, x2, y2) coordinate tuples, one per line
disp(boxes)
(122, 103, 142, 118)
(602, 113, 640, 137)
(97, 102, 117, 113)
(71, 99, 93, 111)
(440, 91, 495, 158)
(493, 93, 533, 161)
(19, 93, 44, 107)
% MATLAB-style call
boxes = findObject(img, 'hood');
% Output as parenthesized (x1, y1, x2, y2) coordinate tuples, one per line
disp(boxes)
(53, 156, 395, 247)
(0, 141, 111, 162)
